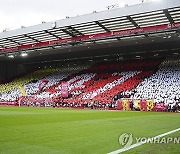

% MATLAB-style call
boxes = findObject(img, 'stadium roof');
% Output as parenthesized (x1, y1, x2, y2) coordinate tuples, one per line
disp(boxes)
(0, 0, 180, 61)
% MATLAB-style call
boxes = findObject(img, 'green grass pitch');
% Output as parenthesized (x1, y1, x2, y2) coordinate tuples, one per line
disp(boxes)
(0, 106, 179, 154)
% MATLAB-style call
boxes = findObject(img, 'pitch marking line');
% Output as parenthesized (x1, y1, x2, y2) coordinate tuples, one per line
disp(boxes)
(108, 128, 180, 154)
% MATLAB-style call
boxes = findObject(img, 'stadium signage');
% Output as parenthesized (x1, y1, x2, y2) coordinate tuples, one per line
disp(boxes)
(119, 132, 180, 148)
(111, 28, 144, 36)
(61, 81, 69, 98)
(170, 22, 180, 28)
(0, 22, 180, 53)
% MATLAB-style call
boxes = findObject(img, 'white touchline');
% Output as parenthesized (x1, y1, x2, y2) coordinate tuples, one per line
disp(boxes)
(108, 128, 180, 154)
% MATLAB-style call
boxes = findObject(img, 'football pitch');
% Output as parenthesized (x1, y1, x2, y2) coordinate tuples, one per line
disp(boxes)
(0, 106, 179, 154)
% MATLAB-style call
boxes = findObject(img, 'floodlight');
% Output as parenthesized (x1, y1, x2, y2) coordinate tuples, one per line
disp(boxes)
(8, 55, 14, 58)
(21, 53, 28, 57)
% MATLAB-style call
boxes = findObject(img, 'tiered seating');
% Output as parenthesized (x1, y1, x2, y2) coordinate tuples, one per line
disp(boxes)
(0, 64, 91, 102)
(0, 68, 62, 93)
(59, 59, 161, 104)
(94, 71, 154, 103)
(81, 71, 139, 101)
(132, 58, 180, 105)
(2, 57, 180, 108)
(35, 64, 93, 97)
(70, 73, 123, 101)
(0, 88, 21, 102)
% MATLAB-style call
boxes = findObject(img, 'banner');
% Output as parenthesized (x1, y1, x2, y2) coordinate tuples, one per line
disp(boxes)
(19, 86, 26, 96)
(0, 101, 16, 106)
(134, 100, 140, 110)
(146, 100, 154, 111)
(117, 100, 123, 110)
(154, 103, 167, 112)
(140, 100, 147, 111)
(61, 81, 69, 98)
(122, 99, 130, 110)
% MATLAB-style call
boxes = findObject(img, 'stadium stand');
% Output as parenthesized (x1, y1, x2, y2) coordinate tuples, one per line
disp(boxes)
(132, 58, 180, 105)
(0, 0, 180, 112)
(0, 68, 62, 93)
(0, 56, 180, 112)
(0, 63, 91, 102)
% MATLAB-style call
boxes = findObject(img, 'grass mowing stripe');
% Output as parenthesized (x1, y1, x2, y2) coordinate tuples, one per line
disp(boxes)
(108, 128, 180, 154)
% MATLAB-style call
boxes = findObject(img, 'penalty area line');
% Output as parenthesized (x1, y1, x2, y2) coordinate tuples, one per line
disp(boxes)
(108, 128, 180, 154)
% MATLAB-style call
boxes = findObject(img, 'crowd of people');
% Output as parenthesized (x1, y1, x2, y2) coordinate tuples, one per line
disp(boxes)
(0, 64, 91, 102)
(19, 98, 118, 110)
(130, 58, 180, 105)
(0, 58, 180, 113)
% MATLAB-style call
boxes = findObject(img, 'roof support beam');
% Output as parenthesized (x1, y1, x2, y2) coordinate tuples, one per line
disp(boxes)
(24, 34, 40, 43)
(62, 26, 84, 37)
(44, 30, 61, 39)
(95, 21, 111, 32)
(62, 29, 75, 37)
(163, 9, 174, 24)
(127, 16, 149, 37)
(127, 16, 140, 28)
(68, 26, 84, 36)
(6, 38, 21, 45)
